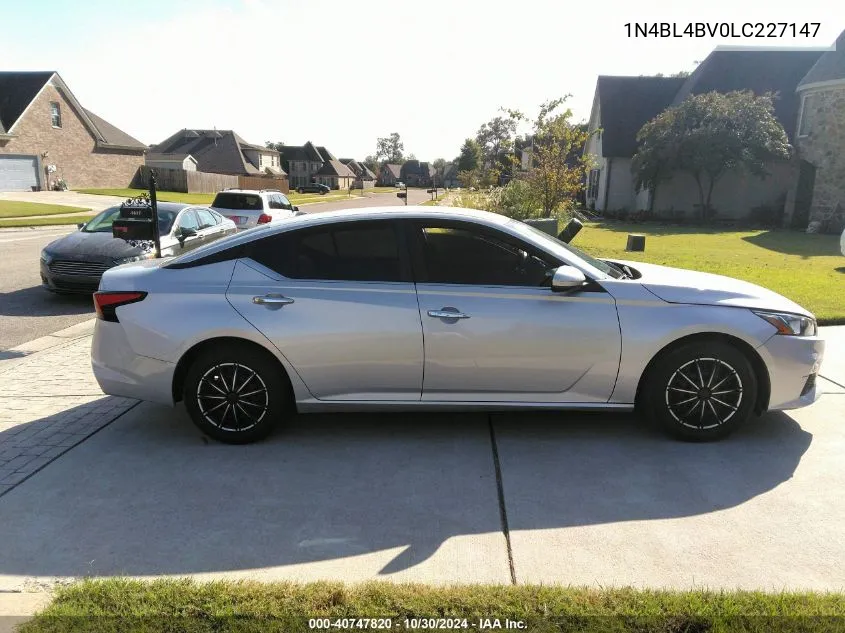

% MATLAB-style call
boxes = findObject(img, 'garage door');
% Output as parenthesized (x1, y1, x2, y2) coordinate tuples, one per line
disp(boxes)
(0, 155, 39, 191)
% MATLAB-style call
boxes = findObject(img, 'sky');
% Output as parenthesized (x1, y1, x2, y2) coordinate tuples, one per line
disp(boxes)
(1, 0, 842, 161)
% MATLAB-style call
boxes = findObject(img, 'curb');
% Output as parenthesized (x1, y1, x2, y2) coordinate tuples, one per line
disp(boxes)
(0, 592, 52, 616)
(0, 319, 95, 374)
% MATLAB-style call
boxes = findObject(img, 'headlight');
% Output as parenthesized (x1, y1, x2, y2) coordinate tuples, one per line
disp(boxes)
(753, 310, 817, 336)
(40, 250, 53, 265)
(114, 254, 151, 266)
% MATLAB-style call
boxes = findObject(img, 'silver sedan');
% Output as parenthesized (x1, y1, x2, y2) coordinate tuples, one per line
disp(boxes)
(91, 207, 825, 444)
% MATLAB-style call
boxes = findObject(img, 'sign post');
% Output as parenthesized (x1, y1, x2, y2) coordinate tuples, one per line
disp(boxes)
(149, 173, 161, 258)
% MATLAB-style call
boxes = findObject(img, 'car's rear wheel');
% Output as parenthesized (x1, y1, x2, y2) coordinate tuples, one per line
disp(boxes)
(183, 344, 289, 444)
(297, 187, 303, 194)
(641, 340, 757, 441)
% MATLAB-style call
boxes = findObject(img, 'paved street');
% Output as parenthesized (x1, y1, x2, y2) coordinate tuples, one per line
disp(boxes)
(0, 188, 435, 351)
(0, 321, 842, 592)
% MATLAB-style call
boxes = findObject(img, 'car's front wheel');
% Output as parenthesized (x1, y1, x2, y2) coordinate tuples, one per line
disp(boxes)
(183, 344, 290, 444)
(642, 340, 757, 441)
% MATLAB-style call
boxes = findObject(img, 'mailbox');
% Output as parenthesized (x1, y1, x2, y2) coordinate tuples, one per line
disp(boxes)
(396, 192, 407, 199)
(113, 197, 156, 241)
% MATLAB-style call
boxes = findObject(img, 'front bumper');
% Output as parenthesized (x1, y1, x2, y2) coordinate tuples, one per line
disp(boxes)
(40, 260, 105, 294)
(758, 333, 825, 410)
(91, 320, 176, 406)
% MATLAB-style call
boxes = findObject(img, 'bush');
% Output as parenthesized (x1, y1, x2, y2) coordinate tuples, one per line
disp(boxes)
(747, 194, 786, 228)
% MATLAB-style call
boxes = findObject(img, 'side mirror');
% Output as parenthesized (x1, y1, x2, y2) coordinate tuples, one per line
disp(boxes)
(77, 223, 85, 230)
(292, 206, 299, 213)
(180, 227, 197, 238)
(551, 265, 587, 292)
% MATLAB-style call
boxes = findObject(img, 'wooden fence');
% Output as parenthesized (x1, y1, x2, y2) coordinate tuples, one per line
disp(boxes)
(133, 167, 289, 194)
(238, 175, 289, 193)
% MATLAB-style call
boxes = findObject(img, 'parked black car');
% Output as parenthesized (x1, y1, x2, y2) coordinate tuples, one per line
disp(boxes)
(40, 203, 236, 293)
(296, 183, 331, 194)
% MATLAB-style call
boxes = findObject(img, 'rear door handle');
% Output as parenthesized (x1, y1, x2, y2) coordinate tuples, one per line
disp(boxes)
(427, 308, 470, 319)
(253, 294, 295, 306)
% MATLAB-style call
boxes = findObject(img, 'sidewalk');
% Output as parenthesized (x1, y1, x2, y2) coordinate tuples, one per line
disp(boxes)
(0, 320, 137, 497)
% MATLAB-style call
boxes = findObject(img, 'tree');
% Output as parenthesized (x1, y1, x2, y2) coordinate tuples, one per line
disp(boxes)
(431, 158, 447, 185)
(362, 155, 379, 173)
(456, 138, 482, 173)
(376, 133, 404, 164)
(506, 98, 593, 218)
(632, 90, 791, 221)
(475, 115, 517, 182)
(265, 141, 285, 151)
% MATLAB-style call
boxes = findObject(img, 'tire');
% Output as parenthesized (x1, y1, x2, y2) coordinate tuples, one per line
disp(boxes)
(641, 340, 757, 442)
(297, 188, 303, 194)
(183, 344, 290, 444)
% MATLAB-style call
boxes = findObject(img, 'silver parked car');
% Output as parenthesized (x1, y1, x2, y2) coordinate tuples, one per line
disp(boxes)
(91, 207, 824, 444)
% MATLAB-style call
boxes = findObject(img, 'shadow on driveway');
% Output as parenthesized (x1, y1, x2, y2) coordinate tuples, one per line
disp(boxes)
(0, 404, 811, 582)
(0, 285, 93, 318)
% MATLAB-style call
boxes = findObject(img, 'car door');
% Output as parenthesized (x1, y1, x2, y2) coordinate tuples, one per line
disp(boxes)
(407, 220, 621, 403)
(225, 220, 424, 401)
(196, 208, 227, 244)
(172, 209, 204, 253)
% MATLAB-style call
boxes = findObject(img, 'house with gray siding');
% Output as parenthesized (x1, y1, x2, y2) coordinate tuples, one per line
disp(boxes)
(584, 47, 825, 223)
(150, 129, 284, 177)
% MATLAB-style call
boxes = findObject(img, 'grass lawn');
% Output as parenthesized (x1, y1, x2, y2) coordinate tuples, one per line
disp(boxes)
(21, 578, 845, 633)
(0, 200, 90, 219)
(574, 222, 844, 324)
(0, 214, 96, 228)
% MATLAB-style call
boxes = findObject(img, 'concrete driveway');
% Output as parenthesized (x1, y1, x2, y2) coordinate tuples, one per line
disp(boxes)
(0, 328, 842, 592)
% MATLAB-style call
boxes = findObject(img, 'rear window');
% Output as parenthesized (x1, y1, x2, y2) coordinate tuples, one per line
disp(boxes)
(211, 193, 264, 211)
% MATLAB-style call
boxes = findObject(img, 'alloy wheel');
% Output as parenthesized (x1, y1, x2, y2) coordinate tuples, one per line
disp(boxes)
(665, 357, 743, 430)
(196, 362, 269, 432)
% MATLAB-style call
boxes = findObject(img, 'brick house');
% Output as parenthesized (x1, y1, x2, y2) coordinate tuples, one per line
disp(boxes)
(0, 71, 146, 191)
(377, 163, 402, 186)
(280, 142, 354, 190)
(786, 30, 845, 232)
(400, 160, 434, 187)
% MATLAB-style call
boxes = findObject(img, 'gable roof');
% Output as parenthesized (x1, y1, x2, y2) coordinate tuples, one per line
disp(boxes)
(671, 48, 823, 139)
(83, 108, 145, 150)
(315, 159, 356, 177)
(383, 163, 402, 177)
(798, 30, 845, 88)
(596, 75, 687, 157)
(0, 71, 54, 133)
(151, 129, 263, 175)
(0, 71, 145, 151)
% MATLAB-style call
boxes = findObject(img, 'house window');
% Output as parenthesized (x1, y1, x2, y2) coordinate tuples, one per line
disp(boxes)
(798, 94, 818, 137)
(50, 102, 62, 128)
(587, 169, 600, 200)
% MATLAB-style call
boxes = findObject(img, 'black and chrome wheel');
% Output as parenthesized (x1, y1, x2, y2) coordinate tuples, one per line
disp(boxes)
(183, 344, 289, 443)
(643, 340, 757, 441)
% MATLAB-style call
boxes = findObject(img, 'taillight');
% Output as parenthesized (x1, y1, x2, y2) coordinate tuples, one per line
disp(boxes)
(93, 291, 147, 323)
(257, 213, 272, 224)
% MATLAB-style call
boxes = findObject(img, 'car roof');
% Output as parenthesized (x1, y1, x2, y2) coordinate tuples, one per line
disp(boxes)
(167, 206, 510, 265)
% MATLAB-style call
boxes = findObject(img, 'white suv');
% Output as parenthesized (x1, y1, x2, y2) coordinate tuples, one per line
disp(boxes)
(210, 189, 300, 230)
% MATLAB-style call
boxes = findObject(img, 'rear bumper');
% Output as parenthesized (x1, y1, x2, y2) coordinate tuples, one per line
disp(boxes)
(91, 320, 176, 406)
(758, 334, 825, 410)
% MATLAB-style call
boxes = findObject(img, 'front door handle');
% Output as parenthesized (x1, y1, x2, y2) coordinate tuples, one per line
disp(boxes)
(253, 294, 295, 306)
(427, 308, 470, 319)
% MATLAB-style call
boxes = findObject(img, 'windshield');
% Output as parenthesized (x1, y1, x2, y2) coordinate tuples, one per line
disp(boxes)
(82, 207, 179, 236)
(507, 220, 623, 279)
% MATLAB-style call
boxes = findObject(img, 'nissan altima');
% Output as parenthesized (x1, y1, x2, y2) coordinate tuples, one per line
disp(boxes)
(91, 207, 824, 444)
(40, 202, 236, 293)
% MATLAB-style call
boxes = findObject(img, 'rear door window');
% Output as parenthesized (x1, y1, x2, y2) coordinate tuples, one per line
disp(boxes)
(211, 193, 264, 211)
(248, 221, 407, 282)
